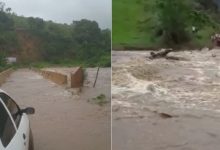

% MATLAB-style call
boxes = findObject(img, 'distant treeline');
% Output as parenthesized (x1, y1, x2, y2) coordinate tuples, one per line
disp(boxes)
(0, 2, 111, 67)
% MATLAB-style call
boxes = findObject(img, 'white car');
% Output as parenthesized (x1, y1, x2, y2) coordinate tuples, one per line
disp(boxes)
(0, 89, 35, 150)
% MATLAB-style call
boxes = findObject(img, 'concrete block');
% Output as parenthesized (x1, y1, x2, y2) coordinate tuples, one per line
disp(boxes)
(70, 67, 84, 88)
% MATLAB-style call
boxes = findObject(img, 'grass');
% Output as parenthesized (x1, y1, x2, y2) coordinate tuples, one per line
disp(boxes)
(91, 94, 108, 106)
(112, 0, 159, 49)
(113, 0, 220, 50)
(0, 66, 9, 72)
(0, 63, 14, 72)
(191, 26, 215, 48)
(28, 60, 87, 68)
(14, 56, 111, 69)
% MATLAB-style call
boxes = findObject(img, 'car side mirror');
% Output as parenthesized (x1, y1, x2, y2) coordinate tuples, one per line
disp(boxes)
(21, 107, 35, 115)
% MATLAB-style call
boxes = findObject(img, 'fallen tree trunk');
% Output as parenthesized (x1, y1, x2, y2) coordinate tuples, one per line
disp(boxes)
(149, 49, 173, 59)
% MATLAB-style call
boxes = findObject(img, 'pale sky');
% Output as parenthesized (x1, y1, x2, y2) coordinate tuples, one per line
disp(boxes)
(1, 0, 111, 29)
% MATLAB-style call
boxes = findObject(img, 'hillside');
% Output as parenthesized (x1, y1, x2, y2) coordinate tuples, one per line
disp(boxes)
(0, 2, 111, 67)
(15, 29, 41, 62)
(113, 0, 158, 49)
(113, 0, 220, 49)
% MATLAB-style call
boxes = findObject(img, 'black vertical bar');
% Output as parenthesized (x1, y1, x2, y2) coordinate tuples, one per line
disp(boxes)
(93, 67, 100, 88)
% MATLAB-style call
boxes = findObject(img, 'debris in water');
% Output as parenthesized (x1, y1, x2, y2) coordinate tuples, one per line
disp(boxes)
(158, 113, 173, 119)
(147, 84, 156, 93)
(149, 49, 173, 59)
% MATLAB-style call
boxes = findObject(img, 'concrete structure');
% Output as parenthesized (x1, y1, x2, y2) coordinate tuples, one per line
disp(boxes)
(70, 67, 84, 88)
(39, 67, 84, 88)
(40, 70, 67, 85)
(6, 57, 17, 64)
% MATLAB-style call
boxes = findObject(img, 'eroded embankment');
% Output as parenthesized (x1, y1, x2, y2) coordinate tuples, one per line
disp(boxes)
(0, 68, 13, 85)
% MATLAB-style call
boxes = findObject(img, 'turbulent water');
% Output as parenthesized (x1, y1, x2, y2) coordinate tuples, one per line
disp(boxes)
(112, 49, 220, 118)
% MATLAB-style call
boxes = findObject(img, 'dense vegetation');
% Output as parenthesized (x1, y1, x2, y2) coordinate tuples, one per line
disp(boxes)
(0, 2, 111, 70)
(113, 0, 220, 49)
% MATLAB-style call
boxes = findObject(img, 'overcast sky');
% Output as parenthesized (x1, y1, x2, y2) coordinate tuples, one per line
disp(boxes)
(1, 0, 111, 29)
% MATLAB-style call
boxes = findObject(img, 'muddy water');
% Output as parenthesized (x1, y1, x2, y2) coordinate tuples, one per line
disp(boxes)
(1, 68, 110, 150)
(112, 49, 220, 150)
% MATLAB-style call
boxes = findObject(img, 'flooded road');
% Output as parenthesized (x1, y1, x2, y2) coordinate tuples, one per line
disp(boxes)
(112, 49, 220, 150)
(1, 68, 110, 150)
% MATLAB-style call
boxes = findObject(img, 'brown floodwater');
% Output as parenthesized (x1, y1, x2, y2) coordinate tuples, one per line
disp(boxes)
(112, 49, 220, 150)
(1, 68, 111, 150)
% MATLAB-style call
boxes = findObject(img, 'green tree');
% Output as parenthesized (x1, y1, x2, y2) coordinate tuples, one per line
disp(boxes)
(5, 7, 11, 13)
(196, 0, 218, 11)
(156, 0, 190, 45)
(101, 29, 111, 51)
(0, 7, 16, 52)
(0, 51, 6, 66)
(28, 17, 45, 33)
(72, 19, 102, 60)
(0, 11, 13, 31)
(0, 2, 5, 12)
(72, 19, 102, 46)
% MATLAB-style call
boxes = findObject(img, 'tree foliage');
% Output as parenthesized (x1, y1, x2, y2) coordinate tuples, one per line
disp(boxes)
(0, 2, 111, 67)
(156, 0, 190, 45)
(196, 0, 218, 11)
